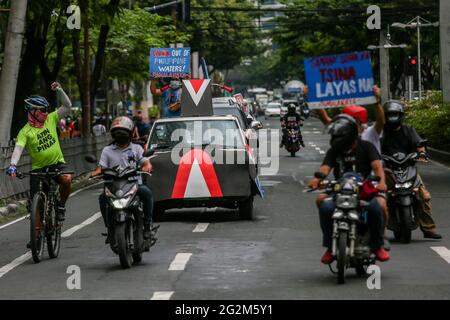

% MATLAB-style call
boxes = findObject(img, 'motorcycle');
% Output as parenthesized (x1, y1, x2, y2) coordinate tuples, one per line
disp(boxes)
(285, 127, 301, 157)
(85, 155, 157, 269)
(382, 152, 423, 244)
(313, 172, 379, 284)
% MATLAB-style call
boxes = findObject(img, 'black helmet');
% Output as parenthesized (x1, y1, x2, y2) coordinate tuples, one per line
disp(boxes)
(328, 114, 358, 151)
(383, 100, 405, 130)
(288, 103, 296, 113)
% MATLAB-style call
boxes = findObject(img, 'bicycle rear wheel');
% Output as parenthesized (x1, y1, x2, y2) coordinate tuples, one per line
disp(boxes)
(30, 193, 46, 263)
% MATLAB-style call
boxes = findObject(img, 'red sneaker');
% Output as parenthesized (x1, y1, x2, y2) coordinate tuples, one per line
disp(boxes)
(321, 249, 334, 264)
(374, 247, 390, 262)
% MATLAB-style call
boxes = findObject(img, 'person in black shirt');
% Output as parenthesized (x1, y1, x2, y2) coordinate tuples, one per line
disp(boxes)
(308, 115, 390, 264)
(382, 100, 441, 239)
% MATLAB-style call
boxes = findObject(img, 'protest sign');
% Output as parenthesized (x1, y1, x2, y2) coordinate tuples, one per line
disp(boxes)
(304, 51, 376, 109)
(149, 48, 191, 78)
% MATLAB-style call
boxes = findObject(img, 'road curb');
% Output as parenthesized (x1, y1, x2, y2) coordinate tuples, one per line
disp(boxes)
(429, 147, 450, 167)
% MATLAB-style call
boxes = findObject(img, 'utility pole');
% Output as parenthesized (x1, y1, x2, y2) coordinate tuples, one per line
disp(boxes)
(440, 0, 450, 102)
(368, 29, 407, 104)
(81, 0, 91, 136)
(379, 30, 390, 104)
(0, 0, 28, 145)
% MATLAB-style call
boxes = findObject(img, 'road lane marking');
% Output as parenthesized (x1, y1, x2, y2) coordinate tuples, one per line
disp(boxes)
(431, 246, 450, 264)
(150, 291, 174, 300)
(0, 211, 102, 280)
(0, 216, 28, 230)
(319, 151, 325, 154)
(169, 253, 192, 271)
(0, 252, 32, 279)
(61, 212, 102, 238)
(193, 223, 209, 233)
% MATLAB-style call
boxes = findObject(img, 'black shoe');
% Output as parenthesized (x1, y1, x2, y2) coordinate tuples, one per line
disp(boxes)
(144, 224, 151, 240)
(26, 242, 31, 249)
(423, 231, 442, 239)
(56, 206, 66, 221)
(102, 232, 111, 244)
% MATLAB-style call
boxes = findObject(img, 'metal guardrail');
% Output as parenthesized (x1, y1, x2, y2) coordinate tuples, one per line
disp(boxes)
(0, 135, 110, 200)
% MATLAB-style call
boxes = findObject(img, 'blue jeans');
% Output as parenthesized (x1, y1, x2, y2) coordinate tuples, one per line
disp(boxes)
(99, 185, 154, 226)
(319, 197, 384, 250)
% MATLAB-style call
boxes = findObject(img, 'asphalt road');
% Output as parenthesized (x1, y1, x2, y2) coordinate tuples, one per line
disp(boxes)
(1, 117, 450, 300)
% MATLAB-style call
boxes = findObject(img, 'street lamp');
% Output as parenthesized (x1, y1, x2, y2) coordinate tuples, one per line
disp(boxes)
(392, 16, 439, 100)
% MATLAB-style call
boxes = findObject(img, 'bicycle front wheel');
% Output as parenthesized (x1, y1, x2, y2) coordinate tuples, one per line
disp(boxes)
(47, 202, 61, 259)
(30, 193, 46, 263)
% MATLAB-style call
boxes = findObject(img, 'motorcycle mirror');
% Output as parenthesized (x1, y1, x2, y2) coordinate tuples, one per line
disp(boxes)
(314, 171, 327, 180)
(251, 121, 263, 130)
(417, 139, 428, 148)
(85, 155, 97, 164)
(143, 148, 155, 158)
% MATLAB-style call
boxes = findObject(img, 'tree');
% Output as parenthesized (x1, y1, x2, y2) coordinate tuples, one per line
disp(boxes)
(0, 0, 28, 145)
(188, 0, 262, 74)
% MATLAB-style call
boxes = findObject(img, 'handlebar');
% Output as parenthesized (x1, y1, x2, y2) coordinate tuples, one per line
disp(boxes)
(16, 170, 74, 180)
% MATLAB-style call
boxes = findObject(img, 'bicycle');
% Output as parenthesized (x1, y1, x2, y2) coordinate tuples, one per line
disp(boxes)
(18, 169, 74, 263)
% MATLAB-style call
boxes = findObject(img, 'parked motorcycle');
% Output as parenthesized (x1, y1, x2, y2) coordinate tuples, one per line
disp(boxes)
(85, 154, 157, 269)
(313, 172, 379, 284)
(382, 152, 423, 243)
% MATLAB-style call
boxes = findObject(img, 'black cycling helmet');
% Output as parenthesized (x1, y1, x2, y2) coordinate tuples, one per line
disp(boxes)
(288, 103, 296, 113)
(328, 114, 358, 151)
(383, 100, 405, 130)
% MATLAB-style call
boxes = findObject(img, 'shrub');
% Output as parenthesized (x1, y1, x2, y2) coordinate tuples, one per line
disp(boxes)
(405, 92, 450, 149)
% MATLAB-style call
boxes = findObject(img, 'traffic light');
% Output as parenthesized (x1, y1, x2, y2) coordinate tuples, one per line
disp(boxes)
(405, 56, 418, 76)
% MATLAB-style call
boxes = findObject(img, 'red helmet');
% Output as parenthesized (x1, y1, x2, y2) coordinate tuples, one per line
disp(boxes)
(342, 105, 368, 124)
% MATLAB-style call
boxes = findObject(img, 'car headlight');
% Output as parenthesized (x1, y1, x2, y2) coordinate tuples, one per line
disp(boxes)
(395, 182, 413, 189)
(336, 195, 358, 209)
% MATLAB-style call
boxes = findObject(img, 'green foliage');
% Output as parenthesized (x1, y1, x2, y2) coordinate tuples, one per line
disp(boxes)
(148, 105, 160, 118)
(188, 0, 262, 72)
(105, 8, 190, 82)
(405, 92, 450, 148)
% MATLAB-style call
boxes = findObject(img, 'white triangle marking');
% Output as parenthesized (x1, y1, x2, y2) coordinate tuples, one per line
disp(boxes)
(184, 158, 211, 198)
(183, 79, 210, 106)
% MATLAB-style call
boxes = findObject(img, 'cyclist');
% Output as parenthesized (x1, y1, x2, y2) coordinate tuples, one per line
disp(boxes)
(6, 82, 73, 221)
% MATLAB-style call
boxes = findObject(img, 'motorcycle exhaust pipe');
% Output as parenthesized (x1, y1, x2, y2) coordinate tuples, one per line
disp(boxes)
(332, 222, 338, 255)
(349, 223, 356, 257)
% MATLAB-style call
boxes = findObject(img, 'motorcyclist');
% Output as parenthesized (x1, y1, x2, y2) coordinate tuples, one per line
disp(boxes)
(132, 110, 150, 146)
(90, 116, 155, 241)
(308, 114, 390, 264)
(280, 103, 305, 148)
(6, 82, 73, 222)
(381, 100, 442, 239)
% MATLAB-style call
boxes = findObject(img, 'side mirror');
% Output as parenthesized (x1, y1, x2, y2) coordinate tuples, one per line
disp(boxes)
(368, 175, 381, 183)
(143, 148, 155, 158)
(314, 171, 327, 180)
(251, 121, 263, 130)
(417, 139, 428, 148)
(85, 155, 97, 164)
